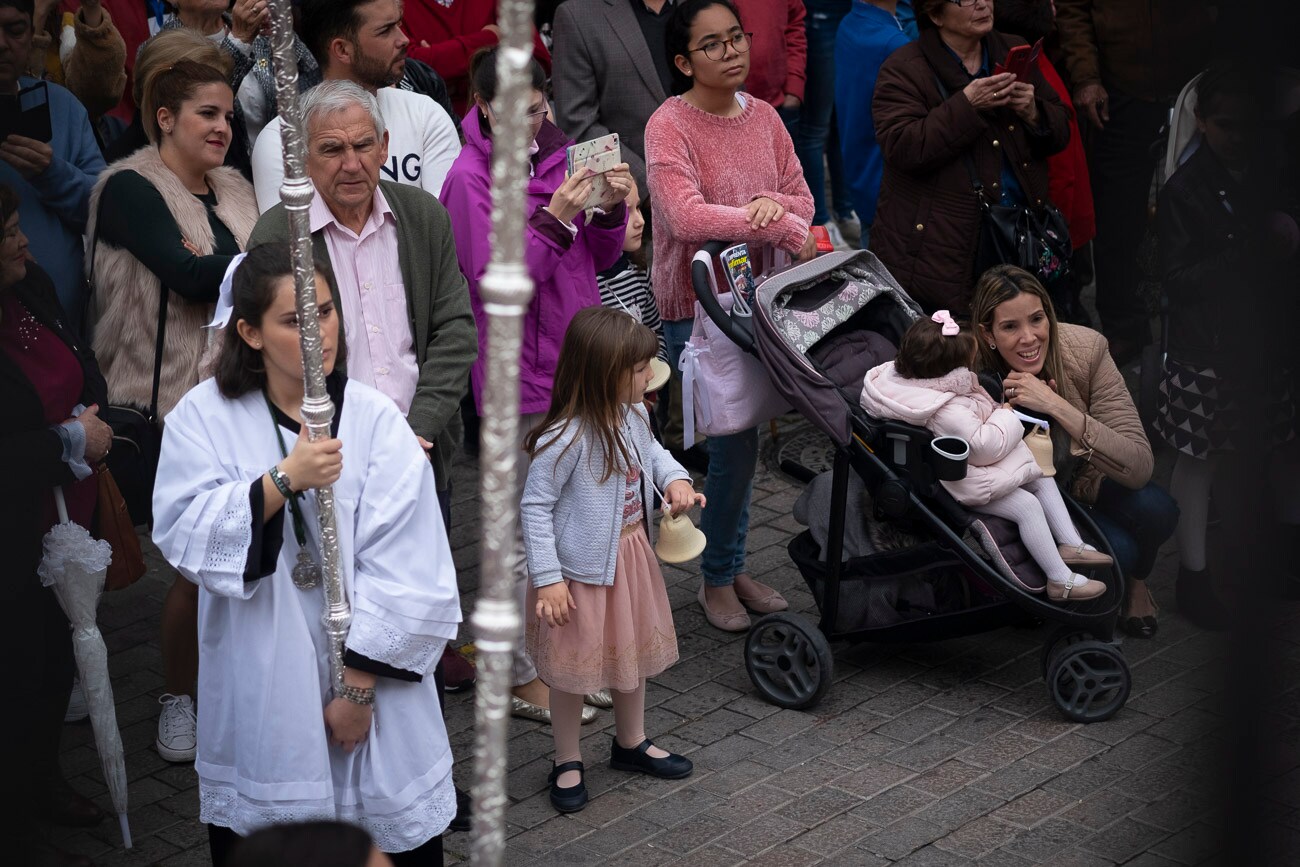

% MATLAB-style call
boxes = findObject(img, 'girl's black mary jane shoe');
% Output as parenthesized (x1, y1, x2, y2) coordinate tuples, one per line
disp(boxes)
(609, 737, 693, 779)
(548, 760, 588, 813)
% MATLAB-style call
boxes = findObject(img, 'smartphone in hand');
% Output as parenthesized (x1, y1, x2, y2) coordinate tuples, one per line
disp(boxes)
(0, 81, 53, 144)
(992, 38, 1042, 80)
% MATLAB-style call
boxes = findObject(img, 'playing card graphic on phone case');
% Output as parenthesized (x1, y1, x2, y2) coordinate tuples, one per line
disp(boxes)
(566, 133, 622, 211)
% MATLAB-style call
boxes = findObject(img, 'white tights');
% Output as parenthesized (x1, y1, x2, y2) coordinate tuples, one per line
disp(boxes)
(976, 477, 1085, 585)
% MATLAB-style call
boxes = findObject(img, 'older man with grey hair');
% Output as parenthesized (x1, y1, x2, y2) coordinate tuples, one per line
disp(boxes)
(250, 79, 475, 522)
(250, 0, 460, 212)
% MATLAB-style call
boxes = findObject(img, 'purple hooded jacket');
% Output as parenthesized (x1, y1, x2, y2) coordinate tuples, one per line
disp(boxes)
(440, 111, 629, 415)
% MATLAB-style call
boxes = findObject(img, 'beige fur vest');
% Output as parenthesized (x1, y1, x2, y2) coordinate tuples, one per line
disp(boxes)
(87, 147, 258, 417)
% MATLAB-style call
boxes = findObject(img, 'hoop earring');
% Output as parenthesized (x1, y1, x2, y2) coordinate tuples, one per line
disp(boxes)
(988, 343, 995, 350)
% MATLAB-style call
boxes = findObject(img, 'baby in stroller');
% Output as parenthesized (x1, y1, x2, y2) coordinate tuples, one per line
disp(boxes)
(860, 312, 1112, 601)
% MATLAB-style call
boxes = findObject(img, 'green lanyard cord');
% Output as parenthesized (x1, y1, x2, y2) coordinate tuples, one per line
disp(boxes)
(264, 391, 309, 549)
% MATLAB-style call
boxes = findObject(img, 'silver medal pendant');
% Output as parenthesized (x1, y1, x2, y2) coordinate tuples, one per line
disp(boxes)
(292, 549, 322, 590)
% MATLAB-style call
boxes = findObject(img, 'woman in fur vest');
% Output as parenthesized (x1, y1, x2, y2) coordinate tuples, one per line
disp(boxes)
(86, 58, 258, 770)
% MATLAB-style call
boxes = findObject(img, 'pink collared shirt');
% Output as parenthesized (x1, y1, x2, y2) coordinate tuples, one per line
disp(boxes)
(311, 188, 419, 415)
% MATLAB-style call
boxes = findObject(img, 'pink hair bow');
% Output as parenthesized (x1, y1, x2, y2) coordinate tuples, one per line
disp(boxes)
(931, 310, 959, 336)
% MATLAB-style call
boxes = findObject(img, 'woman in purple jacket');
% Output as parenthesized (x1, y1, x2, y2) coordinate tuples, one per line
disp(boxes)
(440, 46, 632, 723)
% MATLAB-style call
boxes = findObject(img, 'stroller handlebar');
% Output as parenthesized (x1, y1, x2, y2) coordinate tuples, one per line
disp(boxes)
(691, 241, 757, 353)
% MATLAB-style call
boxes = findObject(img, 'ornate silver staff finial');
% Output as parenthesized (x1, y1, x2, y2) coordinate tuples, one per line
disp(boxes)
(266, 0, 349, 693)
(470, 1, 537, 863)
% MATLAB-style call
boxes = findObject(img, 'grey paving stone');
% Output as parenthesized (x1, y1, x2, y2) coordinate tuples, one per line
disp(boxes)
(915, 788, 1005, 834)
(578, 815, 665, 855)
(696, 759, 777, 797)
(749, 734, 837, 770)
(943, 708, 1021, 745)
(935, 817, 1019, 859)
(988, 787, 1075, 829)
(771, 757, 856, 796)
(959, 732, 1044, 770)
(688, 733, 767, 770)
(1149, 821, 1223, 863)
(859, 816, 946, 860)
(736, 845, 825, 867)
(1132, 789, 1216, 832)
(632, 784, 723, 829)
(1056, 787, 1146, 831)
(893, 843, 976, 866)
(643, 813, 732, 855)
(1079, 817, 1169, 863)
(873, 706, 959, 744)
(1038, 758, 1128, 798)
(971, 759, 1059, 800)
(705, 783, 794, 827)
(998, 817, 1092, 861)
(889, 735, 970, 772)
(848, 784, 938, 826)
(777, 786, 865, 829)
(821, 733, 906, 770)
(908, 759, 989, 798)
(670, 844, 746, 866)
(741, 709, 821, 746)
(829, 761, 916, 799)
(1023, 732, 1108, 771)
(713, 812, 809, 857)
(792, 813, 875, 856)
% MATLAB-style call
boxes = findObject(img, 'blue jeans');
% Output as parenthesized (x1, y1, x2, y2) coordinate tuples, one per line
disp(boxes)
(1083, 479, 1180, 581)
(794, 0, 855, 226)
(663, 318, 758, 587)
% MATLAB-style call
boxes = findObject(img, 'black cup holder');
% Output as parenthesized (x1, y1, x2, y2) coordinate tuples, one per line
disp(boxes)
(928, 436, 970, 482)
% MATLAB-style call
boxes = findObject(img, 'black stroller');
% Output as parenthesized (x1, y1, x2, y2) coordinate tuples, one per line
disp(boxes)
(689, 244, 1132, 722)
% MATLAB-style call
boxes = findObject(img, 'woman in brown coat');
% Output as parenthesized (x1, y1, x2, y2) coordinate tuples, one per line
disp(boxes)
(871, 0, 1070, 315)
(972, 266, 1178, 639)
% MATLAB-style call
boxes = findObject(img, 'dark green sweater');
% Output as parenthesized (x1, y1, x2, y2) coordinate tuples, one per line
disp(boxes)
(249, 181, 477, 491)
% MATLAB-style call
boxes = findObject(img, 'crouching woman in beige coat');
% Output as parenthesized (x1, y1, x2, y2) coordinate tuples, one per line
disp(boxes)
(971, 265, 1179, 639)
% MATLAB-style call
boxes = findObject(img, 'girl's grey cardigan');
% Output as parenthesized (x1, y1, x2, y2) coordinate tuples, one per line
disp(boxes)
(521, 404, 690, 588)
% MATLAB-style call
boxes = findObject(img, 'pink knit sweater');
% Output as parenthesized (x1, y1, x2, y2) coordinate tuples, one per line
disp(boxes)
(646, 95, 814, 322)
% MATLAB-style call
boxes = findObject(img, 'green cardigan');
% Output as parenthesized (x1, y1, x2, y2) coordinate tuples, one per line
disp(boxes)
(249, 180, 477, 491)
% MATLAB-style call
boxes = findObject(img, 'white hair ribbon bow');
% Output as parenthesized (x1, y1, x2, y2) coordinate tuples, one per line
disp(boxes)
(206, 252, 249, 330)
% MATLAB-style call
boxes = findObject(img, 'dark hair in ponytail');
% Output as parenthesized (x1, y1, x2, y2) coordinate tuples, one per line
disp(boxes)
(215, 243, 345, 399)
(141, 59, 231, 145)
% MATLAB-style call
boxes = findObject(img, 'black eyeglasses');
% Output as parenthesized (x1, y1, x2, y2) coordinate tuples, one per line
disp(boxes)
(688, 32, 752, 62)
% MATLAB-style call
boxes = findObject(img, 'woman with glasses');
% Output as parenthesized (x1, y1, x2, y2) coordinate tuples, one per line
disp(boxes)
(871, 0, 1070, 315)
(439, 45, 633, 726)
(646, 0, 815, 633)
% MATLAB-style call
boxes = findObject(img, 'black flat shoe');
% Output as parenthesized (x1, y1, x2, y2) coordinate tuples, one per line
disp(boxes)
(610, 737, 693, 779)
(1119, 613, 1159, 639)
(548, 761, 588, 813)
(1119, 584, 1159, 639)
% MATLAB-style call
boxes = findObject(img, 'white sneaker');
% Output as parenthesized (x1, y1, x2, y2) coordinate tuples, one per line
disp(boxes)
(156, 693, 197, 762)
(819, 221, 850, 251)
(64, 677, 88, 723)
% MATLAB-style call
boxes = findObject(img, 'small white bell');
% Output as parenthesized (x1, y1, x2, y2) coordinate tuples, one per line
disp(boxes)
(655, 510, 706, 564)
(1025, 426, 1055, 477)
(645, 357, 671, 394)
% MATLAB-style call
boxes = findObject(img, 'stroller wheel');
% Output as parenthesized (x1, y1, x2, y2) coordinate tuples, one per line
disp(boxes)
(1040, 626, 1094, 679)
(1046, 639, 1131, 723)
(744, 612, 833, 710)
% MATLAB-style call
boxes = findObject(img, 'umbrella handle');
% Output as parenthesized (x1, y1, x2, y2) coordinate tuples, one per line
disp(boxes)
(53, 486, 70, 525)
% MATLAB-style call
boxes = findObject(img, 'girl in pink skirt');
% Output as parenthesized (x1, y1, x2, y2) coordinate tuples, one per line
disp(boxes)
(521, 307, 706, 814)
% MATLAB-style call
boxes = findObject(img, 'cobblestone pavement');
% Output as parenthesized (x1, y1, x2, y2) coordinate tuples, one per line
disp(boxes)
(54, 419, 1293, 866)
